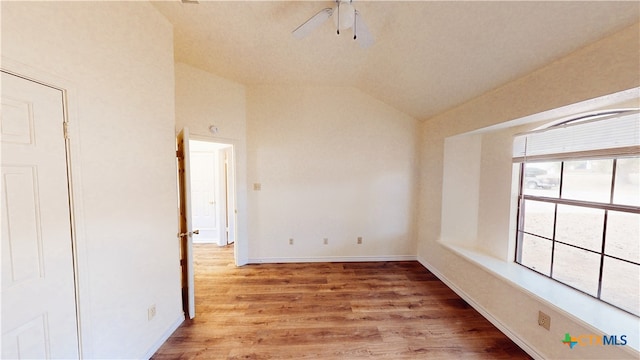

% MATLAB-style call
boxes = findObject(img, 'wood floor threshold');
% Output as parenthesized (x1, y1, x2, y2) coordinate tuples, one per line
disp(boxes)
(151, 244, 532, 359)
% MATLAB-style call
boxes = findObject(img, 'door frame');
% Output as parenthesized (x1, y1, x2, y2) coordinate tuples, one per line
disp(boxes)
(1, 58, 87, 357)
(188, 134, 239, 257)
(220, 146, 236, 246)
(177, 133, 241, 318)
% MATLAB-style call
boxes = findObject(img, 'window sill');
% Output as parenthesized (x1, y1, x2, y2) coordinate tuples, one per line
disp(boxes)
(440, 242, 639, 352)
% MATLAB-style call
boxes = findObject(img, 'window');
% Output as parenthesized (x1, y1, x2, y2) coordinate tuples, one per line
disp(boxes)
(513, 110, 640, 316)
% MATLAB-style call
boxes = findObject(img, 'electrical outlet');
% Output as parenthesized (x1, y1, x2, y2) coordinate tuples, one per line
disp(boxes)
(323, 238, 328, 245)
(289, 238, 294, 245)
(357, 236, 363, 244)
(148, 304, 157, 321)
(538, 311, 550, 330)
(253, 183, 261, 191)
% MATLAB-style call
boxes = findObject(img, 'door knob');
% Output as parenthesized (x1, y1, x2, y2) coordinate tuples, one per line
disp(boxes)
(178, 229, 200, 238)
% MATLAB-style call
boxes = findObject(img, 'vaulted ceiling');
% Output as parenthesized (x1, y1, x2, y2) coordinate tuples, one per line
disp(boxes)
(152, 1, 639, 121)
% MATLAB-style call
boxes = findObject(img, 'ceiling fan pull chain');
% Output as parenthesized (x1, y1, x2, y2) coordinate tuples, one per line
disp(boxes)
(352, 0, 355, 37)
(336, 0, 340, 35)
(353, 10, 358, 40)
(292, 0, 374, 48)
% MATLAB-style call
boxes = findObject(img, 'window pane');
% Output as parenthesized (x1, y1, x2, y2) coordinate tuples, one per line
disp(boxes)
(522, 200, 555, 239)
(555, 205, 604, 252)
(523, 162, 561, 197)
(552, 243, 600, 296)
(613, 157, 640, 206)
(605, 211, 640, 264)
(519, 234, 552, 276)
(562, 159, 613, 203)
(600, 258, 640, 316)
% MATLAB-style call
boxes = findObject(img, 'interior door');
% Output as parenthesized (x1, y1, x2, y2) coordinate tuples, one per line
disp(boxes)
(222, 146, 236, 245)
(1, 71, 79, 358)
(190, 149, 218, 244)
(177, 128, 196, 319)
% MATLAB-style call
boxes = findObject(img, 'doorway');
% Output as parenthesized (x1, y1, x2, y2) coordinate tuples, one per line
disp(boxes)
(176, 130, 238, 319)
(189, 140, 235, 246)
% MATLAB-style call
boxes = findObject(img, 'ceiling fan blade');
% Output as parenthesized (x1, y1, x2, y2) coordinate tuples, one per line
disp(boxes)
(292, 7, 334, 39)
(354, 10, 374, 48)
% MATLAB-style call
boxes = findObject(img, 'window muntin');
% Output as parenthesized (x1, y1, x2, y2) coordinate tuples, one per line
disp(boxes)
(562, 159, 613, 203)
(522, 200, 555, 239)
(514, 110, 640, 317)
(601, 257, 640, 315)
(555, 205, 604, 253)
(519, 234, 552, 276)
(605, 211, 639, 264)
(523, 162, 561, 197)
(613, 157, 640, 206)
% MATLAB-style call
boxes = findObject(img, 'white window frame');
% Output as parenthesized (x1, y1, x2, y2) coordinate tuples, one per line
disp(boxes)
(513, 109, 640, 317)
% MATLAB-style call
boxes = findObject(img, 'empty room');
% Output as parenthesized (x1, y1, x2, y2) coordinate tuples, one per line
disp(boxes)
(1, 1, 639, 359)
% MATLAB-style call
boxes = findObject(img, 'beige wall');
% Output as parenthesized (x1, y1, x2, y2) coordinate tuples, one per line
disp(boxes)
(246, 86, 419, 261)
(174, 62, 249, 264)
(418, 23, 640, 359)
(175, 63, 247, 141)
(2, 2, 182, 358)
(173, 65, 420, 271)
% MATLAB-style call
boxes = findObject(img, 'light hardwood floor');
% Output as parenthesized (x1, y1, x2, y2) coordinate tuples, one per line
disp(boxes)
(151, 244, 531, 359)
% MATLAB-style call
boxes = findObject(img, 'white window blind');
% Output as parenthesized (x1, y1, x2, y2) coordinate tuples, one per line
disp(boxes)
(513, 110, 640, 162)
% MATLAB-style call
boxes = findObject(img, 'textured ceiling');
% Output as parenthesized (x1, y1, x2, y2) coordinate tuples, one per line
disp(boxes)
(152, 0, 639, 120)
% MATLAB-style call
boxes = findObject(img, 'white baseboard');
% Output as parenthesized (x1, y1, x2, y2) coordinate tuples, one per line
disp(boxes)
(248, 255, 417, 264)
(143, 314, 184, 360)
(417, 256, 544, 360)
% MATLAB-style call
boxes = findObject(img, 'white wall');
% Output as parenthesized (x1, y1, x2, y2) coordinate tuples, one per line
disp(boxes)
(441, 125, 529, 260)
(418, 23, 640, 359)
(246, 86, 418, 262)
(174, 62, 248, 264)
(175, 63, 247, 141)
(440, 134, 481, 248)
(1, 2, 183, 358)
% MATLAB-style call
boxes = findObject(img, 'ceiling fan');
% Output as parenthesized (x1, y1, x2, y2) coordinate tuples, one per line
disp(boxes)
(292, 0, 375, 48)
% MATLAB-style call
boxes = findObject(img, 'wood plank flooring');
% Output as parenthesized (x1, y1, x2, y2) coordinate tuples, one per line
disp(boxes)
(151, 244, 531, 359)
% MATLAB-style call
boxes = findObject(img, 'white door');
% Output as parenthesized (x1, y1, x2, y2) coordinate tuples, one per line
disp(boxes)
(222, 146, 236, 245)
(176, 128, 195, 319)
(1, 71, 79, 358)
(190, 149, 218, 244)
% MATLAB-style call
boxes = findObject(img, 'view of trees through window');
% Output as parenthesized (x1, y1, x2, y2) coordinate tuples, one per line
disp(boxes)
(516, 156, 640, 316)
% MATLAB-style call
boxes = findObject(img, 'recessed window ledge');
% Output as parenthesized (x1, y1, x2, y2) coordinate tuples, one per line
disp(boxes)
(440, 242, 640, 353)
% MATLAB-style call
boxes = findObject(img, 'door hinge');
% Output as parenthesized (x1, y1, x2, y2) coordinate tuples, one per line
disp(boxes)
(176, 150, 183, 159)
(63, 122, 70, 139)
